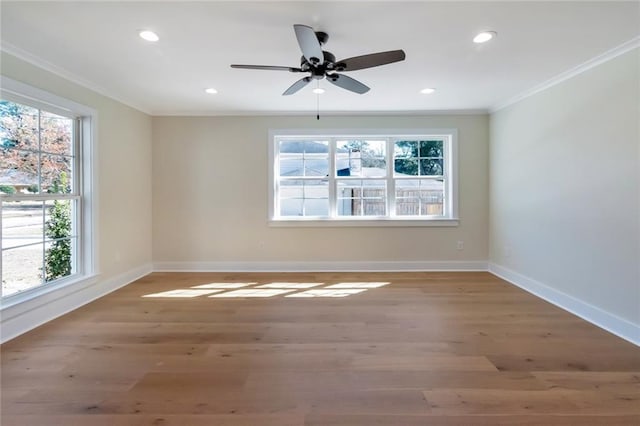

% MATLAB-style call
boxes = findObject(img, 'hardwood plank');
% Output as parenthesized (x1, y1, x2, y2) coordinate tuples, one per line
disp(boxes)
(0, 414, 305, 426)
(305, 414, 640, 426)
(423, 388, 640, 415)
(244, 371, 549, 392)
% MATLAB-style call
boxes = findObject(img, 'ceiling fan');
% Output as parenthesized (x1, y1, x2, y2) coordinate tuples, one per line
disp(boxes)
(231, 24, 406, 96)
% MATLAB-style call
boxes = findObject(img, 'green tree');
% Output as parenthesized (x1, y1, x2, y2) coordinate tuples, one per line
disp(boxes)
(44, 172, 72, 281)
(394, 140, 443, 175)
(394, 140, 419, 175)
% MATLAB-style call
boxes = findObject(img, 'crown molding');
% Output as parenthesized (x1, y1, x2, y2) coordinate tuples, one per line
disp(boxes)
(151, 109, 489, 117)
(490, 36, 640, 113)
(1, 41, 152, 115)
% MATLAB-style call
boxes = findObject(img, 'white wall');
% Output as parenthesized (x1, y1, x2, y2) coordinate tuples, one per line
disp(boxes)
(490, 49, 640, 337)
(1, 52, 153, 340)
(152, 115, 489, 268)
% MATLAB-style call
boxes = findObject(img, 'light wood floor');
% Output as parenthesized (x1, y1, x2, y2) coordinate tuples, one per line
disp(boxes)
(1, 272, 639, 425)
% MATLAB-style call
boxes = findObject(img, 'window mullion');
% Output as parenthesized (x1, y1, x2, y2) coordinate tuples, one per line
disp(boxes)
(328, 138, 336, 218)
(443, 137, 450, 217)
(73, 118, 81, 275)
(387, 137, 395, 217)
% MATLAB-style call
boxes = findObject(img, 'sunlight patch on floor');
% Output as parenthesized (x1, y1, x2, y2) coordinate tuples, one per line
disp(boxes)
(142, 289, 224, 298)
(285, 289, 368, 298)
(326, 282, 390, 288)
(142, 282, 391, 298)
(191, 283, 256, 289)
(256, 282, 324, 289)
(209, 289, 296, 298)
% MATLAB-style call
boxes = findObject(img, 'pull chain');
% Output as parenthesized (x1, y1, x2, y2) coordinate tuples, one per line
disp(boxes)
(316, 81, 320, 120)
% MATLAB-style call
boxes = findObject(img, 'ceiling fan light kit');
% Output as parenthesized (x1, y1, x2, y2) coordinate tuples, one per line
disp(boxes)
(231, 24, 406, 96)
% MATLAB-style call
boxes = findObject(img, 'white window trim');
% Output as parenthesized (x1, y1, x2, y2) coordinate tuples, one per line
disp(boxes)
(268, 128, 459, 227)
(0, 76, 98, 308)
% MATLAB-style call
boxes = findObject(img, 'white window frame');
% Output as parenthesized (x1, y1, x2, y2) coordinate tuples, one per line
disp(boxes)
(0, 76, 97, 307)
(268, 129, 459, 227)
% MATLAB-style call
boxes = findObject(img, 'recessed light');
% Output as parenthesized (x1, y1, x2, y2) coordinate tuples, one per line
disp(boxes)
(139, 30, 159, 42)
(473, 31, 496, 44)
(205, 88, 218, 94)
(312, 88, 325, 94)
(420, 88, 435, 94)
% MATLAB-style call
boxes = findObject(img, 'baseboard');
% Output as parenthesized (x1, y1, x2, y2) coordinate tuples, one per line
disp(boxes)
(153, 260, 489, 272)
(0, 263, 153, 343)
(489, 263, 640, 346)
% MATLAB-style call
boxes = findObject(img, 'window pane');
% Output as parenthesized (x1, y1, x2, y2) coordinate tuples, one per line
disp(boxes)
(305, 199, 328, 216)
(2, 244, 43, 297)
(303, 180, 328, 199)
(304, 158, 328, 176)
(337, 180, 360, 198)
(337, 180, 385, 216)
(41, 154, 73, 194)
(361, 140, 386, 178)
(304, 140, 328, 154)
(0, 100, 39, 151)
(394, 141, 418, 158)
(40, 111, 73, 156)
(280, 198, 303, 216)
(0, 150, 39, 194)
(394, 158, 418, 176)
(2, 200, 44, 249)
(396, 179, 444, 216)
(419, 140, 443, 158)
(421, 198, 443, 216)
(279, 180, 328, 217)
(420, 180, 445, 216)
(396, 199, 420, 216)
(336, 140, 386, 178)
(279, 140, 304, 154)
(363, 198, 386, 216)
(280, 157, 303, 177)
(419, 159, 443, 176)
(279, 180, 303, 198)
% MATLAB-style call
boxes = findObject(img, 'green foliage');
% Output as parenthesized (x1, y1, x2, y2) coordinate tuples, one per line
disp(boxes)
(0, 184, 16, 194)
(394, 140, 443, 176)
(27, 184, 39, 193)
(44, 172, 72, 281)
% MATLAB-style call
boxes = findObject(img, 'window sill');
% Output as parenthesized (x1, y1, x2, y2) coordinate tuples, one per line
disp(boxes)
(0, 273, 99, 311)
(269, 218, 459, 227)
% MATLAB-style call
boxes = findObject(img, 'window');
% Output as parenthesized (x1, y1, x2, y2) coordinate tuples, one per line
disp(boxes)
(1, 77, 95, 301)
(269, 129, 458, 226)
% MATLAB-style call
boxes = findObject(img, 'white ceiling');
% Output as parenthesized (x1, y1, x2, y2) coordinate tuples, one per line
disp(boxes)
(1, 1, 638, 115)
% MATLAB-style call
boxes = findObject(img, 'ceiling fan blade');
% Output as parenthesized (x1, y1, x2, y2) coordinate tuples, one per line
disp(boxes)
(294, 24, 324, 66)
(326, 73, 370, 94)
(335, 50, 406, 72)
(231, 64, 303, 72)
(283, 76, 313, 96)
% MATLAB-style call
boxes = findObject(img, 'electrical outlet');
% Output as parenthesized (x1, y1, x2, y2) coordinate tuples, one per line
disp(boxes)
(504, 246, 511, 258)
(456, 240, 464, 250)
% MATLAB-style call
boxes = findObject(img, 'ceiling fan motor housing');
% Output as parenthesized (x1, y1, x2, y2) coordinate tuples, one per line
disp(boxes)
(300, 50, 337, 79)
